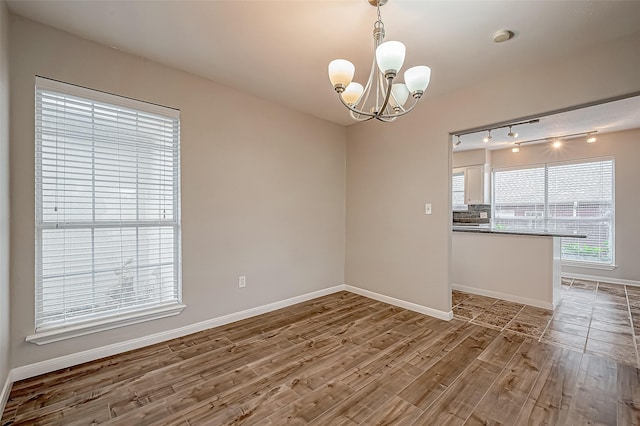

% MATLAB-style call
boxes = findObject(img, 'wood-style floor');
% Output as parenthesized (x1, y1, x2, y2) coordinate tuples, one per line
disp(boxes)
(3, 290, 640, 425)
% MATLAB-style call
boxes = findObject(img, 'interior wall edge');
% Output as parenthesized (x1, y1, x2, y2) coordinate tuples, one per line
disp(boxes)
(344, 284, 453, 321)
(0, 369, 10, 417)
(0, 0, 12, 408)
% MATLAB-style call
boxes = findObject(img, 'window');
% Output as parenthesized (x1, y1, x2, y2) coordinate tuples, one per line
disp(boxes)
(493, 159, 614, 266)
(452, 170, 466, 211)
(33, 77, 183, 341)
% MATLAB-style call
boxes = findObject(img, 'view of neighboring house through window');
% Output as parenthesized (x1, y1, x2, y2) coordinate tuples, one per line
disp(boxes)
(493, 158, 614, 265)
(35, 77, 182, 333)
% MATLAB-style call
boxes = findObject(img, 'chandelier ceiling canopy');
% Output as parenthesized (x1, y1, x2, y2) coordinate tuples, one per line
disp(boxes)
(328, 0, 431, 122)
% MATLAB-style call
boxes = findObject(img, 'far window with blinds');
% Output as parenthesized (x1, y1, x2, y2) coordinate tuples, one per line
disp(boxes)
(493, 159, 614, 265)
(452, 171, 466, 211)
(35, 77, 182, 335)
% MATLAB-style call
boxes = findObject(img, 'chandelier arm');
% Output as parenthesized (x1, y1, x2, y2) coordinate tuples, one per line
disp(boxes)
(354, 42, 379, 113)
(375, 115, 399, 123)
(375, 76, 394, 118)
(337, 93, 378, 118)
(374, 96, 421, 120)
(350, 110, 375, 122)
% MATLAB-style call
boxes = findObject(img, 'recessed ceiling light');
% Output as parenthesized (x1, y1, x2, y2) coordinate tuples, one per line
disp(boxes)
(493, 29, 516, 43)
(552, 140, 562, 149)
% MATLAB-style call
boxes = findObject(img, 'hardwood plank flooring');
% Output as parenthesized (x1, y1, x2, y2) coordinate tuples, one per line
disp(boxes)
(3, 290, 640, 425)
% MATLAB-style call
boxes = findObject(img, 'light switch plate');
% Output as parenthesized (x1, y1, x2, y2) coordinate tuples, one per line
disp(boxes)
(425, 203, 432, 215)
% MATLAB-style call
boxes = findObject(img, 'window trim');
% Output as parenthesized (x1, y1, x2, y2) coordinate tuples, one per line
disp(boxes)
(32, 77, 183, 343)
(26, 303, 186, 345)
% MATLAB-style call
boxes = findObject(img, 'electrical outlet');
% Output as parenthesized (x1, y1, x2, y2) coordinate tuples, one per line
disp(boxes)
(239, 276, 246, 288)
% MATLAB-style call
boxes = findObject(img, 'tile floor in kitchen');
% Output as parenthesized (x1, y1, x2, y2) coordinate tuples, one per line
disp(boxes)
(452, 277, 640, 367)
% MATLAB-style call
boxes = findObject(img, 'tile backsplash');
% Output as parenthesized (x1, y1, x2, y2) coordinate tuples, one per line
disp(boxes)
(453, 204, 491, 224)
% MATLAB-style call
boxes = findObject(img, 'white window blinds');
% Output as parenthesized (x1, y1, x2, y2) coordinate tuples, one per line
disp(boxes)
(493, 166, 546, 229)
(493, 159, 614, 265)
(547, 160, 614, 264)
(35, 77, 182, 332)
(452, 171, 466, 210)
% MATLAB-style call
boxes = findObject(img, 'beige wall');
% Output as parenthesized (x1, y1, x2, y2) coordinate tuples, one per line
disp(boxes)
(491, 128, 640, 282)
(0, 0, 10, 390)
(452, 148, 487, 169)
(346, 31, 640, 313)
(9, 16, 347, 367)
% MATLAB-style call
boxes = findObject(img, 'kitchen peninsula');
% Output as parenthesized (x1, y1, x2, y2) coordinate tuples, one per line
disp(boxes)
(452, 224, 586, 310)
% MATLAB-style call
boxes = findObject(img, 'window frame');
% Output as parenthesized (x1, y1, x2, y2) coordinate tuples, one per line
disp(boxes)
(28, 77, 185, 345)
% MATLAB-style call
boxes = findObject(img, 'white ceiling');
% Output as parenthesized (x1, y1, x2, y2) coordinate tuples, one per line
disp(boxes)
(453, 94, 640, 152)
(7, 0, 640, 129)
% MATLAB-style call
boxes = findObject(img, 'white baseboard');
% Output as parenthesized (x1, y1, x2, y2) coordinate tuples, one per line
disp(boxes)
(562, 273, 640, 287)
(0, 370, 12, 418)
(10, 284, 455, 382)
(11, 285, 345, 382)
(451, 283, 554, 310)
(345, 284, 453, 321)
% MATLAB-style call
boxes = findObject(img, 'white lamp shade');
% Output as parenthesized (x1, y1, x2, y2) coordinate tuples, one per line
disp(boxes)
(328, 59, 355, 87)
(376, 41, 406, 74)
(404, 65, 431, 93)
(389, 83, 409, 107)
(342, 82, 364, 105)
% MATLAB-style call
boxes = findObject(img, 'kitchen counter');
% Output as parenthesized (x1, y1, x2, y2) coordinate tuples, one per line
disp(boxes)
(451, 225, 584, 309)
(452, 224, 587, 238)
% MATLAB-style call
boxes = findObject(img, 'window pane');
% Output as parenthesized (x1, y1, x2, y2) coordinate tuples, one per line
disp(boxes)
(452, 172, 466, 210)
(35, 77, 181, 331)
(492, 160, 614, 265)
(548, 160, 613, 264)
(493, 167, 546, 230)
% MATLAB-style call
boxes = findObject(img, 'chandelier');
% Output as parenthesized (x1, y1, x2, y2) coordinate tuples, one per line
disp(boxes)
(328, 0, 431, 122)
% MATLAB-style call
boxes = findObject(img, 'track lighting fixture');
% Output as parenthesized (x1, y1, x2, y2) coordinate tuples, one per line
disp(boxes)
(452, 122, 596, 151)
(453, 118, 539, 148)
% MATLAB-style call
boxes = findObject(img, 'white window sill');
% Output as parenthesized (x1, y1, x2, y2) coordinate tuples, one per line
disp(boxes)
(26, 303, 186, 345)
(561, 261, 617, 271)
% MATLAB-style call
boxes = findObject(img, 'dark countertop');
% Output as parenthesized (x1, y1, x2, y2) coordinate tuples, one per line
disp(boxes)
(452, 223, 587, 238)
